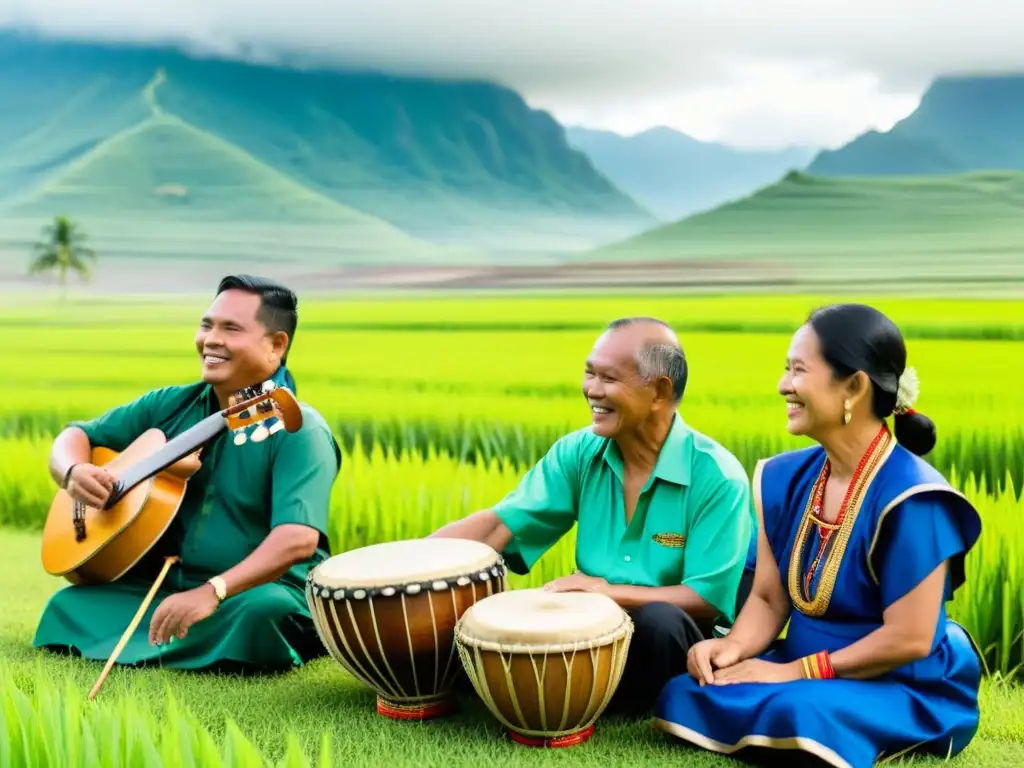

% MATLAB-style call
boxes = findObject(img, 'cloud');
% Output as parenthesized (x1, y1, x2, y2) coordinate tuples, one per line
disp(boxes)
(3, 0, 1024, 148)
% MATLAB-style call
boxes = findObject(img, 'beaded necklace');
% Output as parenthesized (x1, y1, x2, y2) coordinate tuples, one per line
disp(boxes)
(788, 424, 892, 616)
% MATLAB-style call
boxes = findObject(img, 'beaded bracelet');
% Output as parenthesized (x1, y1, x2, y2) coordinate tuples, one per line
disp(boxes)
(799, 651, 835, 680)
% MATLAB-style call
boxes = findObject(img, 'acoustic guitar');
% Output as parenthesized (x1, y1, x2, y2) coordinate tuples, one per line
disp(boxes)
(40, 379, 303, 586)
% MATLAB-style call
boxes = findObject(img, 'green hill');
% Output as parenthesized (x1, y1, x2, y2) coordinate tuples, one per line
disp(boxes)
(807, 75, 1024, 176)
(0, 33, 655, 258)
(6, 129, 452, 266)
(0, 69, 452, 264)
(13, 100, 402, 222)
(586, 170, 1024, 281)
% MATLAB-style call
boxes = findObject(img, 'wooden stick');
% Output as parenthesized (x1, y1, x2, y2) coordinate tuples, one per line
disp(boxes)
(88, 555, 180, 701)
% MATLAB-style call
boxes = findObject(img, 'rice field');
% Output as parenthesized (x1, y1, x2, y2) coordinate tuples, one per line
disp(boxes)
(2, 291, 1022, 767)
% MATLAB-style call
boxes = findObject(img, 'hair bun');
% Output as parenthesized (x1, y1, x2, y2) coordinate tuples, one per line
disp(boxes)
(893, 410, 936, 456)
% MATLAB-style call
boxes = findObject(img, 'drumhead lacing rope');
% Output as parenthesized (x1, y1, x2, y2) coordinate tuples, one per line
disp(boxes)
(305, 560, 508, 710)
(454, 612, 634, 739)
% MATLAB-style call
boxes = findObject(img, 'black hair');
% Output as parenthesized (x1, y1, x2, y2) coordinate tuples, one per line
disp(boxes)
(217, 274, 299, 391)
(807, 303, 935, 456)
(606, 316, 688, 403)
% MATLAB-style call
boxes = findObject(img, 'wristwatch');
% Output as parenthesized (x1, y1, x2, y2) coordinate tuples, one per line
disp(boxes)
(207, 576, 227, 603)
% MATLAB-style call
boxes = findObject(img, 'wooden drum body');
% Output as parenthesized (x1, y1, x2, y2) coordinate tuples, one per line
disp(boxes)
(455, 588, 633, 747)
(306, 538, 507, 720)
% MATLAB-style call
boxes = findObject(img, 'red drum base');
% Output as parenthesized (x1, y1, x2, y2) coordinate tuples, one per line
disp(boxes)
(507, 724, 596, 747)
(377, 695, 457, 721)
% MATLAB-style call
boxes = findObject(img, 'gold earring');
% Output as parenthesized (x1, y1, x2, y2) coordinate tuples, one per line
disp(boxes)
(843, 399, 852, 425)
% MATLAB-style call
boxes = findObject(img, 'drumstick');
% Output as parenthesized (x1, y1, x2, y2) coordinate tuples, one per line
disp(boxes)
(88, 555, 180, 701)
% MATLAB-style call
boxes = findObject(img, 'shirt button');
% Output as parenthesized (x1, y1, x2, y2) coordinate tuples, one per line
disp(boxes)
(624, 555, 631, 562)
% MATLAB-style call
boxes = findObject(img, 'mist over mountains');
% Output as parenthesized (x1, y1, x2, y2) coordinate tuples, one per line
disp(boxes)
(566, 126, 817, 221)
(2, 29, 1023, 275)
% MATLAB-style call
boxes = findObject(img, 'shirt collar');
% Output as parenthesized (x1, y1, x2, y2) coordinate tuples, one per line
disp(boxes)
(602, 411, 693, 487)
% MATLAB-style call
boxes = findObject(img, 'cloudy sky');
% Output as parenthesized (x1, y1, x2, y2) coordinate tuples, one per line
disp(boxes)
(2, 1, 1023, 150)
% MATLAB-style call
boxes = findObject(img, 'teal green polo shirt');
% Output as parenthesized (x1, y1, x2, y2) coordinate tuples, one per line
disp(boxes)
(492, 413, 754, 621)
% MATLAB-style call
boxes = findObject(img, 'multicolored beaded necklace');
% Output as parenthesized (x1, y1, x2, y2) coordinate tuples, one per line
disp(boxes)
(788, 423, 892, 616)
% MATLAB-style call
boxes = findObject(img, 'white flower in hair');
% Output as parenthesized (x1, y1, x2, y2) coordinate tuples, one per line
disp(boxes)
(895, 366, 920, 414)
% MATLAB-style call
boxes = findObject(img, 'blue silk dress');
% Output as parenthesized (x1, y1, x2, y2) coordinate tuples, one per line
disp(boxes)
(653, 437, 983, 768)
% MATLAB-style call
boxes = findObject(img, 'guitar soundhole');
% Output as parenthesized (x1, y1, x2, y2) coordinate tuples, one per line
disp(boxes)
(73, 500, 87, 542)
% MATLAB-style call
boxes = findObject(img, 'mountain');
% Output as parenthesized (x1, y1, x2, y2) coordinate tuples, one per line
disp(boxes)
(584, 169, 1024, 282)
(0, 32, 655, 260)
(565, 126, 816, 221)
(807, 75, 1024, 177)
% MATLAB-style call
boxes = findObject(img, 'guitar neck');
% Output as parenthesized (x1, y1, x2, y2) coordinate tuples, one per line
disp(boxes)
(106, 413, 226, 507)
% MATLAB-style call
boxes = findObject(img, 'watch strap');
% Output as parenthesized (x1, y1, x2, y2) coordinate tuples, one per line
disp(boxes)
(207, 576, 227, 602)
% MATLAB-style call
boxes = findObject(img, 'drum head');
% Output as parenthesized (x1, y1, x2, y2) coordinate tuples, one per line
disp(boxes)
(312, 538, 502, 589)
(458, 588, 626, 646)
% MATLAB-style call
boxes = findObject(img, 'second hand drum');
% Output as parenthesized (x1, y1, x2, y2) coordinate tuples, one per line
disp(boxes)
(455, 587, 634, 747)
(306, 538, 508, 720)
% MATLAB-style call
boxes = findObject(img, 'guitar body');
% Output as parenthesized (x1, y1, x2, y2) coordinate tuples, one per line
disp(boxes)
(39, 382, 302, 587)
(41, 429, 201, 585)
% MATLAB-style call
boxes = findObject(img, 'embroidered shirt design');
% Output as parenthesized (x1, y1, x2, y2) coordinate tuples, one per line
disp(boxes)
(652, 532, 686, 548)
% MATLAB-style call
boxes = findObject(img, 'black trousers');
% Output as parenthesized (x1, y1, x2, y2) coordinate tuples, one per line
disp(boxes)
(604, 602, 707, 716)
(607, 570, 756, 717)
(454, 574, 757, 717)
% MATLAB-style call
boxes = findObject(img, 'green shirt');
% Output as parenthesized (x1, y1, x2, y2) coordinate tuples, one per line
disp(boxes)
(68, 365, 341, 592)
(493, 413, 754, 621)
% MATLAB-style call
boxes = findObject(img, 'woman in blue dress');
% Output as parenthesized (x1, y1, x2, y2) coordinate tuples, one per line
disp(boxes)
(653, 303, 983, 768)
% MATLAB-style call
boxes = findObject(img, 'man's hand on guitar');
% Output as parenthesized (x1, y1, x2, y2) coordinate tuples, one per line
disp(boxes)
(65, 464, 116, 509)
(149, 585, 221, 645)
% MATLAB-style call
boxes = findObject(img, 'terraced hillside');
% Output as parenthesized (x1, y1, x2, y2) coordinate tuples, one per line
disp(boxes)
(0, 33, 654, 258)
(1, 66, 450, 265)
(586, 170, 1024, 283)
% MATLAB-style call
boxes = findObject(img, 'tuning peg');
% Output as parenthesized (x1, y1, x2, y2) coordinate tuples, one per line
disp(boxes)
(232, 385, 257, 416)
(233, 428, 248, 445)
(246, 398, 277, 442)
(268, 419, 285, 435)
(262, 380, 276, 393)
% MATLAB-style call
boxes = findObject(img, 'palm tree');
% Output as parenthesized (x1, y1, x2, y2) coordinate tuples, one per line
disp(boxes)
(27, 216, 98, 297)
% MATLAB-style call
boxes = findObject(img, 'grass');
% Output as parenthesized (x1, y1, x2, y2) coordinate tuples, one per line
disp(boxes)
(1, 291, 1022, 765)
(3, 528, 1023, 767)
(3, 293, 1022, 335)
(0, 294, 1020, 496)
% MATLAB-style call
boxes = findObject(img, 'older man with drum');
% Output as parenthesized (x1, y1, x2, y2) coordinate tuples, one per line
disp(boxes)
(430, 316, 755, 715)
